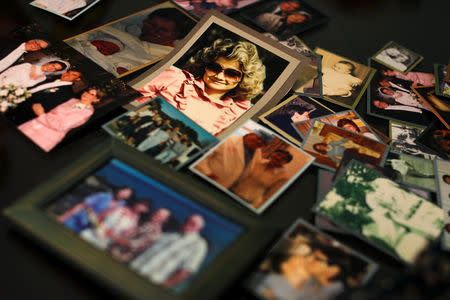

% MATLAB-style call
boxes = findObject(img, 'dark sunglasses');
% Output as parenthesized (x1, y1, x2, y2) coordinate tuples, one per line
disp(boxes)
(205, 62, 243, 80)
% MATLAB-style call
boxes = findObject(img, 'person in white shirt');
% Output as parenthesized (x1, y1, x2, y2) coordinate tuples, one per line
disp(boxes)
(33, 0, 87, 16)
(0, 39, 49, 73)
(322, 61, 362, 97)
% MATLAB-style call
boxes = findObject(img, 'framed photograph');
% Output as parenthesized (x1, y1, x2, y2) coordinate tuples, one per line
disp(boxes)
(3, 140, 275, 300)
(388, 120, 436, 160)
(264, 33, 323, 98)
(412, 85, 450, 129)
(171, 0, 264, 19)
(30, 0, 100, 21)
(241, 0, 328, 40)
(314, 159, 444, 264)
(0, 22, 140, 152)
(301, 121, 389, 171)
(259, 94, 334, 146)
(64, 1, 197, 77)
(102, 95, 218, 170)
(293, 110, 384, 142)
(189, 120, 315, 214)
(415, 121, 450, 160)
(128, 10, 307, 139)
(434, 64, 450, 98)
(245, 219, 378, 300)
(434, 158, 450, 251)
(314, 47, 375, 109)
(366, 59, 435, 127)
(371, 41, 423, 74)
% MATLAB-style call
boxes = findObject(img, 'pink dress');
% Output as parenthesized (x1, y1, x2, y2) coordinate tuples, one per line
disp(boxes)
(137, 66, 251, 136)
(18, 98, 93, 152)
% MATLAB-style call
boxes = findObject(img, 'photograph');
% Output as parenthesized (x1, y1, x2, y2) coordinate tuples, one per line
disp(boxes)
(301, 121, 389, 171)
(264, 33, 323, 97)
(415, 121, 450, 160)
(367, 59, 435, 127)
(245, 219, 378, 300)
(190, 120, 315, 214)
(384, 152, 436, 192)
(64, 1, 197, 77)
(389, 120, 435, 160)
(0, 22, 140, 152)
(172, 0, 263, 19)
(30, 0, 100, 21)
(293, 110, 383, 142)
(412, 85, 450, 129)
(314, 159, 444, 264)
(434, 159, 450, 251)
(434, 64, 450, 98)
(241, 0, 328, 39)
(315, 47, 375, 108)
(103, 95, 218, 170)
(129, 10, 306, 139)
(372, 41, 423, 74)
(259, 94, 333, 146)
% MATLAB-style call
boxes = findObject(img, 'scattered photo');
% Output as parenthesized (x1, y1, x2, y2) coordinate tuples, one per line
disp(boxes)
(245, 219, 378, 300)
(242, 0, 328, 39)
(315, 48, 375, 108)
(301, 121, 389, 171)
(30, 0, 100, 21)
(315, 159, 444, 263)
(103, 96, 218, 170)
(129, 11, 306, 139)
(0, 22, 139, 152)
(259, 94, 333, 146)
(389, 120, 435, 159)
(46, 158, 243, 293)
(367, 59, 435, 127)
(64, 2, 196, 77)
(415, 121, 450, 160)
(372, 41, 423, 74)
(412, 85, 450, 129)
(172, 0, 263, 19)
(190, 120, 314, 214)
(434, 64, 450, 98)
(434, 159, 450, 251)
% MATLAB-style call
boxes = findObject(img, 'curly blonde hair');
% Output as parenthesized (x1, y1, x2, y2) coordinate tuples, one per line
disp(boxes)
(185, 38, 266, 102)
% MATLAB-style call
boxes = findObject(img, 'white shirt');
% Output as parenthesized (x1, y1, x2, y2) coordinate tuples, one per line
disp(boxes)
(322, 68, 362, 97)
(0, 43, 26, 73)
(393, 91, 430, 110)
(34, 0, 87, 15)
(0, 63, 45, 88)
(376, 51, 408, 72)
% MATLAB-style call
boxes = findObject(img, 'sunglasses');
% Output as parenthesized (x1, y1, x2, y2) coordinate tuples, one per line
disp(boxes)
(205, 62, 243, 80)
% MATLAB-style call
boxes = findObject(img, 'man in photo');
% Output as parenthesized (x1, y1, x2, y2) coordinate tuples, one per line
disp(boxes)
(0, 39, 49, 73)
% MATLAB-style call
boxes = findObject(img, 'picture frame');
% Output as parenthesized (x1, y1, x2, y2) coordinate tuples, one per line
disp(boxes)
(3, 139, 276, 300)
(128, 10, 307, 140)
(30, 0, 101, 21)
(411, 85, 450, 129)
(371, 41, 423, 75)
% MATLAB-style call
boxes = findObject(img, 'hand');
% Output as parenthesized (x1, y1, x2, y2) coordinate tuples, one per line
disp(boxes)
(32, 103, 45, 116)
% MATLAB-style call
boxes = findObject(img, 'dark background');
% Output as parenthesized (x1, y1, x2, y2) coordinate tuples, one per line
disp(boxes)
(0, 0, 448, 299)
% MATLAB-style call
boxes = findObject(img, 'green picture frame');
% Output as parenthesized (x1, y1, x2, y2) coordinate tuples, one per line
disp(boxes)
(3, 139, 276, 300)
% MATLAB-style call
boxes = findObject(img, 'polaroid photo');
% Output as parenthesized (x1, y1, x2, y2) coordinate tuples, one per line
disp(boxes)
(259, 94, 334, 146)
(314, 159, 444, 264)
(241, 0, 328, 40)
(264, 33, 323, 98)
(415, 121, 450, 160)
(293, 110, 383, 142)
(30, 0, 100, 21)
(384, 152, 437, 192)
(314, 47, 375, 109)
(189, 119, 315, 214)
(172, 0, 264, 19)
(366, 59, 436, 127)
(372, 41, 423, 75)
(389, 120, 436, 160)
(0, 22, 140, 152)
(245, 219, 378, 300)
(301, 120, 389, 171)
(128, 10, 307, 140)
(64, 2, 197, 77)
(434, 64, 450, 98)
(434, 158, 450, 251)
(412, 85, 450, 129)
(103, 95, 218, 170)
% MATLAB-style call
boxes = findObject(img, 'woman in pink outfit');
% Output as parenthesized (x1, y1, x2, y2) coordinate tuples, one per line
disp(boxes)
(18, 87, 105, 151)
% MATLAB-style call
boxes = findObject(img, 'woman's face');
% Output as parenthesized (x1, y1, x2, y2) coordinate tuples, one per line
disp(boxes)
(81, 89, 100, 103)
(41, 62, 63, 72)
(203, 57, 242, 94)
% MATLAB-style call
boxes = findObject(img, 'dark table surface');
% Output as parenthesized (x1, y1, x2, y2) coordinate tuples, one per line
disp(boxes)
(0, 0, 449, 299)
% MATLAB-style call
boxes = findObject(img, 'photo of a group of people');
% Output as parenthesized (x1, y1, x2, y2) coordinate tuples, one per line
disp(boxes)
(30, 0, 100, 20)
(46, 158, 243, 293)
